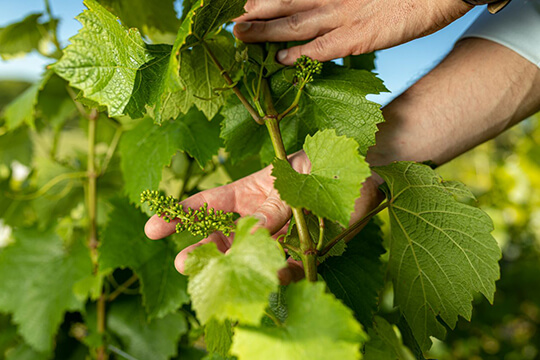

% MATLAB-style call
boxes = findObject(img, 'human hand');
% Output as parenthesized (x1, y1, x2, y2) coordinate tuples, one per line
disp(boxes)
(144, 151, 385, 284)
(233, 0, 472, 65)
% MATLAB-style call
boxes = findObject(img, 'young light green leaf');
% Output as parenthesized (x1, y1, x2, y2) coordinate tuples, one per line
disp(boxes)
(319, 220, 386, 326)
(373, 162, 501, 351)
(0, 228, 93, 352)
(184, 217, 286, 325)
(0, 13, 57, 60)
(99, 198, 189, 319)
(271, 64, 387, 156)
(231, 281, 368, 360)
(119, 111, 221, 204)
(52, 0, 162, 116)
(107, 297, 187, 360)
(364, 316, 415, 360)
(272, 129, 371, 227)
(285, 214, 347, 262)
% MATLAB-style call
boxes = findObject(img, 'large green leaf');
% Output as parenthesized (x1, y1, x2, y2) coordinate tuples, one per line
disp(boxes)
(0, 228, 93, 352)
(107, 297, 187, 360)
(119, 110, 221, 203)
(0, 13, 57, 60)
(271, 64, 387, 156)
(52, 0, 164, 116)
(220, 94, 268, 163)
(272, 129, 371, 226)
(99, 198, 189, 319)
(231, 281, 368, 360)
(97, 0, 180, 41)
(187, 0, 246, 44)
(363, 316, 415, 360)
(319, 220, 385, 326)
(373, 162, 501, 350)
(184, 217, 286, 325)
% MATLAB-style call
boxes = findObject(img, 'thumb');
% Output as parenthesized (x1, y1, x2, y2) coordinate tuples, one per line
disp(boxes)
(252, 188, 291, 235)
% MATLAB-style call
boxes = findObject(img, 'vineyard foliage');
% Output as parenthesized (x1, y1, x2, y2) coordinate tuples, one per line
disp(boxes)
(0, 0, 503, 359)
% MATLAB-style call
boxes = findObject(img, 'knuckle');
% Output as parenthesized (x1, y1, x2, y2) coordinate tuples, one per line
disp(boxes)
(264, 196, 287, 213)
(311, 37, 329, 58)
(287, 13, 301, 32)
(281, 0, 293, 5)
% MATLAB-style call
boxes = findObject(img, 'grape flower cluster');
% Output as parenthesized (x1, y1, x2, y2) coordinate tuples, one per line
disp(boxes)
(140, 190, 235, 237)
(294, 55, 323, 85)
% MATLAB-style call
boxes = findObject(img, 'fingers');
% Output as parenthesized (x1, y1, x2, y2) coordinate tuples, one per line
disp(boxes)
(278, 258, 305, 285)
(252, 188, 292, 235)
(275, 28, 354, 65)
(174, 233, 231, 274)
(235, 0, 321, 22)
(234, 7, 336, 43)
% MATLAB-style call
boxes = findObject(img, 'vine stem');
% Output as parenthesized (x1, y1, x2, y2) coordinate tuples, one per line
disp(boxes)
(262, 80, 317, 282)
(319, 201, 389, 257)
(202, 41, 318, 282)
(201, 41, 263, 125)
(43, 0, 62, 55)
(108, 274, 139, 302)
(86, 109, 107, 360)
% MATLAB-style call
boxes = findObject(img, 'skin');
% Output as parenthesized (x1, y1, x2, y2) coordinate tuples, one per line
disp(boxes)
(233, 0, 473, 65)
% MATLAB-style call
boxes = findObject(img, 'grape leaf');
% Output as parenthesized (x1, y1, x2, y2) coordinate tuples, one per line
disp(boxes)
(36, 74, 76, 131)
(220, 95, 269, 163)
(0, 13, 57, 60)
(184, 217, 286, 325)
(205, 319, 234, 358)
(272, 129, 371, 227)
(5, 343, 49, 360)
(271, 64, 387, 156)
(343, 53, 376, 72)
(0, 128, 32, 166)
(119, 111, 221, 203)
(187, 0, 246, 44)
(0, 228, 93, 352)
(99, 198, 189, 319)
(285, 214, 347, 263)
(231, 281, 368, 360)
(107, 297, 187, 360)
(52, 0, 163, 117)
(97, 0, 180, 41)
(363, 316, 415, 360)
(155, 33, 237, 123)
(373, 162, 501, 350)
(319, 220, 386, 326)
(3, 71, 52, 130)
(165, 0, 202, 93)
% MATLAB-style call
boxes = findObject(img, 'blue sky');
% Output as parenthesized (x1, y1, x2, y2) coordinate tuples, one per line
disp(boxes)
(0, 1, 485, 105)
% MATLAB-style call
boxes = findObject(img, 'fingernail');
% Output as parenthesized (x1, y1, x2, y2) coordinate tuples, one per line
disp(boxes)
(253, 213, 267, 226)
(277, 50, 288, 63)
(236, 22, 252, 32)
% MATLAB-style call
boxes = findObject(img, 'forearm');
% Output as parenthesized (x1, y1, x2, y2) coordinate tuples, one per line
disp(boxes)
(368, 38, 540, 168)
